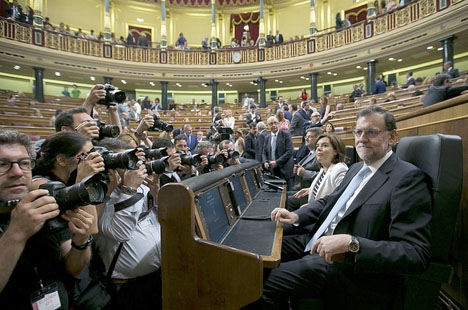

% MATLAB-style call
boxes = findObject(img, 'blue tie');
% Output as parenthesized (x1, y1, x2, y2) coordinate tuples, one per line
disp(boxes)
(304, 165, 370, 252)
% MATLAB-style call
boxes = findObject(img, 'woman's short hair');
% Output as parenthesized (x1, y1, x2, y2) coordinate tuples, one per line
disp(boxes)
(315, 133, 346, 164)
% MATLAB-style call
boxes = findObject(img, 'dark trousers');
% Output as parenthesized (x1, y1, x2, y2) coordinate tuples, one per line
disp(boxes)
(111, 270, 162, 310)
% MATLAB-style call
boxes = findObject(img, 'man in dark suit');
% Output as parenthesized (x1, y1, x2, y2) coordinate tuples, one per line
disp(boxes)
(423, 73, 468, 107)
(266, 31, 274, 47)
(443, 61, 460, 78)
(262, 116, 295, 189)
(274, 30, 284, 44)
(243, 123, 257, 160)
(289, 103, 307, 137)
(400, 71, 416, 89)
(152, 138, 182, 186)
(246, 105, 262, 126)
(371, 76, 386, 94)
(6, 0, 22, 21)
(290, 127, 323, 191)
(255, 121, 269, 163)
(183, 124, 198, 154)
(262, 105, 432, 309)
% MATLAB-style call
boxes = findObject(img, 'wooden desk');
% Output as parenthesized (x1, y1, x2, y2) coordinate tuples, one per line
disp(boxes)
(158, 161, 285, 309)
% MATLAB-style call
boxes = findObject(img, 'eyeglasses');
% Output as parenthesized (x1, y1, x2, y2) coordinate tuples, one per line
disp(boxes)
(352, 129, 386, 139)
(0, 158, 35, 174)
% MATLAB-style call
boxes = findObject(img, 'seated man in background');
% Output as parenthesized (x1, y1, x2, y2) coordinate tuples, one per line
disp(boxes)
(262, 105, 432, 309)
(0, 130, 94, 309)
(423, 73, 468, 107)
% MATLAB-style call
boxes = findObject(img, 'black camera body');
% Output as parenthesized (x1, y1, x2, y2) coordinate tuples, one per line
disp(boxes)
(39, 174, 108, 230)
(142, 146, 168, 160)
(144, 158, 168, 175)
(206, 153, 225, 165)
(97, 84, 126, 106)
(177, 151, 201, 166)
(227, 148, 240, 159)
(94, 119, 120, 140)
(93, 146, 139, 170)
(215, 126, 233, 143)
(148, 115, 173, 132)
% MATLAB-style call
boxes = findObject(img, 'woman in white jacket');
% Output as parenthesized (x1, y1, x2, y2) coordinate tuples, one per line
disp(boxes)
(293, 133, 348, 206)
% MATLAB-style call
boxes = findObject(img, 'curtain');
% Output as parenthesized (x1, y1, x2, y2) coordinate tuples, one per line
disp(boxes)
(345, 4, 368, 24)
(128, 26, 152, 44)
(230, 12, 260, 44)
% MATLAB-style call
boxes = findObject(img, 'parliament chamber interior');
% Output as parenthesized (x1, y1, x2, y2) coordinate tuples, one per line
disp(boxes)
(0, 0, 468, 309)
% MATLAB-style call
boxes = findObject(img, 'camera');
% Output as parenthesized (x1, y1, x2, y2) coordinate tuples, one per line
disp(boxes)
(39, 174, 108, 230)
(206, 153, 225, 165)
(227, 148, 240, 159)
(97, 84, 126, 106)
(214, 126, 233, 143)
(148, 115, 173, 132)
(94, 119, 120, 140)
(177, 151, 202, 166)
(141, 146, 168, 160)
(144, 158, 168, 175)
(93, 146, 139, 170)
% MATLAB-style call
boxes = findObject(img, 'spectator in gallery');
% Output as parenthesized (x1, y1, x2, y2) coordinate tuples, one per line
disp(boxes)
(126, 32, 135, 45)
(335, 12, 344, 30)
(175, 32, 187, 50)
(275, 30, 284, 44)
(6, 0, 22, 21)
(86, 29, 97, 40)
(202, 36, 210, 51)
(138, 34, 149, 47)
(6, 94, 16, 106)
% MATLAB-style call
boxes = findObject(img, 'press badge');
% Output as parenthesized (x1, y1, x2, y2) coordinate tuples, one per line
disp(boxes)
(138, 216, 154, 230)
(31, 282, 61, 310)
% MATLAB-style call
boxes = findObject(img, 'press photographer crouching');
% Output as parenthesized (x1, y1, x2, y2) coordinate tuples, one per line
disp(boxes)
(93, 139, 163, 310)
(0, 130, 94, 309)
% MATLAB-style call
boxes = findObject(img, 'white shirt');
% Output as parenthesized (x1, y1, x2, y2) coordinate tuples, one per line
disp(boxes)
(96, 185, 161, 279)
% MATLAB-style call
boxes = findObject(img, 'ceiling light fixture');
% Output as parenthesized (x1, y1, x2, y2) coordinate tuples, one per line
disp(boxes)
(121, 80, 127, 84)
(90, 76, 96, 81)
(137, 18, 144, 23)
(13, 65, 21, 70)
(55, 72, 61, 76)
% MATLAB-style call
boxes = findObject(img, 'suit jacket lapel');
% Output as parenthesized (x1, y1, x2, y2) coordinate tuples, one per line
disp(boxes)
(343, 154, 396, 217)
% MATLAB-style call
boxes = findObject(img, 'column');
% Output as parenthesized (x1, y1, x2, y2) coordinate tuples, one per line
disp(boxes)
(161, 81, 168, 110)
(103, 0, 111, 41)
(367, 59, 377, 94)
(257, 0, 266, 47)
(33, 67, 44, 103)
(309, 0, 317, 35)
(309, 72, 318, 102)
(439, 35, 455, 71)
(160, 0, 167, 50)
(367, 0, 377, 19)
(32, 0, 43, 28)
(210, 80, 218, 108)
(259, 78, 267, 108)
(210, 0, 217, 50)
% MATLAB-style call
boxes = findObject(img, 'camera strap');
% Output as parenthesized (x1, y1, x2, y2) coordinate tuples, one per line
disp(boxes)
(114, 193, 144, 212)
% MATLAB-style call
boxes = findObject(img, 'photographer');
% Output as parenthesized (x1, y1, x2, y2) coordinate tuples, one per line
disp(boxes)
(94, 139, 162, 309)
(0, 130, 94, 309)
(218, 139, 241, 167)
(82, 84, 123, 135)
(32, 131, 106, 234)
(151, 138, 183, 185)
(174, 134, 201, 179)
(193, 141, 221, 173)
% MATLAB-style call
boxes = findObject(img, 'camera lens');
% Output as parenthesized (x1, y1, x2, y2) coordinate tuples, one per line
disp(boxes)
(102, 149, 139, 170)
(227, 149, 240, 159)
(144, 159, 166, 174)
(150, 115, 173, 132)
(207, 153, 225, 165)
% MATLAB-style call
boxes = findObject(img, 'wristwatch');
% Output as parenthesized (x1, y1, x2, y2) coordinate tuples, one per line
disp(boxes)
(120, 185, 138, 195)
(348, 235, 360, 253)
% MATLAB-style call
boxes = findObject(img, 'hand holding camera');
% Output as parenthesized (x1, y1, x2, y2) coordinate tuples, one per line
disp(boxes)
(121, 161, 147, 191)
(76, 151, 105, 183)
(7, 190, 59, 241)
(75, 120, 100, 140)
(61, 208, 94, 245)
